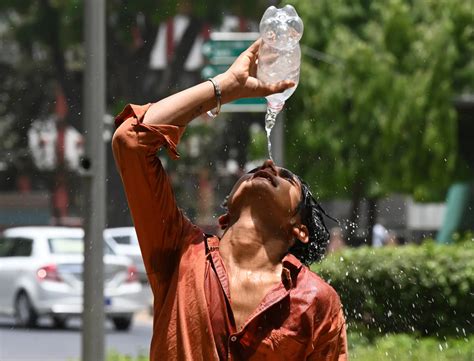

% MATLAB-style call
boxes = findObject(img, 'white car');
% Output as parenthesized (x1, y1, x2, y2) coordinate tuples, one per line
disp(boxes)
(0, 226, 147, 331)
(103, 227, 147, 283)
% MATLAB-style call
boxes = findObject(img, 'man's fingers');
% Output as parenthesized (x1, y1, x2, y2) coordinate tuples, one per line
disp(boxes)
(260, 80, 296, 96)
(249, 56, 259, 77)
(246, 38, 262, 56)
(240, 78, 295, 98)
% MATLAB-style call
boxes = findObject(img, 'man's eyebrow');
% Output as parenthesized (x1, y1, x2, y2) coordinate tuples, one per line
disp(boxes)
(280, 168, 297, 180)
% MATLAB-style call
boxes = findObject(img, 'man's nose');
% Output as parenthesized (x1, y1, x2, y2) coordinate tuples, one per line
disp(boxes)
(261, 159, 277, 174)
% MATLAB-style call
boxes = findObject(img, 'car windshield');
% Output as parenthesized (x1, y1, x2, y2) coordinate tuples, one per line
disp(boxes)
(112, 235, 133, 245)
(48, 238, 113, 255)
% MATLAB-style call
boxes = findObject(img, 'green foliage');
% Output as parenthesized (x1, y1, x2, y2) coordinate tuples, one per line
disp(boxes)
(286, 0, 474, 201)
(452, 230, 474, 245)
(247, 125, 268, 161)
(349, 333, 474, 361)
(312, 240, 474, 336)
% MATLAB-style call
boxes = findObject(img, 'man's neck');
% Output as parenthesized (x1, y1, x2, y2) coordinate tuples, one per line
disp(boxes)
(219, 211, 288, 273)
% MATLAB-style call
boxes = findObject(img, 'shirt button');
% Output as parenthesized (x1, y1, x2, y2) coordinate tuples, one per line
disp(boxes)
(230, 336, 237, 342)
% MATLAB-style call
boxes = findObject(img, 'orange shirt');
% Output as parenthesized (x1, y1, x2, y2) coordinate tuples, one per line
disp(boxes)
(112, 103, 348, 360)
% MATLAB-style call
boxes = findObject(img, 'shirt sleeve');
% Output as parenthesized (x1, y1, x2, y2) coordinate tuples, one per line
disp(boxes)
(307, 293, 348, 361)
(112, 103, 198, 283)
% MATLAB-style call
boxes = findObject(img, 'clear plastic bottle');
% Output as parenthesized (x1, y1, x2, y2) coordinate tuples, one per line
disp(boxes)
(257, 5, 304, 159)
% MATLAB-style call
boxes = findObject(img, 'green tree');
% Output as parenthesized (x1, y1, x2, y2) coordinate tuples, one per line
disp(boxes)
(286, 0, 473, 234)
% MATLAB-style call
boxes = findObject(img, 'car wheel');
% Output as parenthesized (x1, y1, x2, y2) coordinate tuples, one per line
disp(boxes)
(112, 315, 133, 331)
(15, 292, 38, 328)
(52, 316, 68, 329)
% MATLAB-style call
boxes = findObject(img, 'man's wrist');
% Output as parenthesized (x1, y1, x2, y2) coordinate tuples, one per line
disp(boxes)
(206, 78, 222, 118)
(214, 73, 239, 104)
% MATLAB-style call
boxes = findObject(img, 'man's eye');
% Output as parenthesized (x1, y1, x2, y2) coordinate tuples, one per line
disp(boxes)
(280, 170, 295, 182)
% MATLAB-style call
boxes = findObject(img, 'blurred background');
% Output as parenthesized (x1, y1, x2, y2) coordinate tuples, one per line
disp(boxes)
(0, 0, 472, 360)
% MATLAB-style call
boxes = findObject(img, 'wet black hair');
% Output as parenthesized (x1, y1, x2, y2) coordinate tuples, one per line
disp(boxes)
(289, 176, 335, 266)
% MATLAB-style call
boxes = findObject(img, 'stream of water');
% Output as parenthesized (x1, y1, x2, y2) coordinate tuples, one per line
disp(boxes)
(264, 107, 280, 161)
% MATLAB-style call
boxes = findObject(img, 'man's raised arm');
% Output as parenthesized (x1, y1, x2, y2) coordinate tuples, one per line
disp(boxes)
(112, 104, 195, 283)
(112, 39, 294, 288)
(142, 39, 294, 128)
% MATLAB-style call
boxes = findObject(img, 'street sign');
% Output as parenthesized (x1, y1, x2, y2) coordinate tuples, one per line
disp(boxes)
(202, 34, 257, 64)
(200, 64, 229, 79)
(201, 32, 266, 112)
(222, 97, 266, 112)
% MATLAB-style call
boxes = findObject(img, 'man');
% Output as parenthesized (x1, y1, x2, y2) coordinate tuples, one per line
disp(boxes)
(113, 40, 347, 360)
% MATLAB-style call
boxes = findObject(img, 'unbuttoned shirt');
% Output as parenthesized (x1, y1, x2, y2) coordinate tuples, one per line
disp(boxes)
(112, 103, 348, 361)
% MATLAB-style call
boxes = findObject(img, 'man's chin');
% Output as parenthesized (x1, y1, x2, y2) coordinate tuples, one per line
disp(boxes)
(231, 183, 274, 204)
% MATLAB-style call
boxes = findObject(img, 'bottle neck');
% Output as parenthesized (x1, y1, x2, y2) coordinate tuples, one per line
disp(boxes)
(267, 100, 284, 112)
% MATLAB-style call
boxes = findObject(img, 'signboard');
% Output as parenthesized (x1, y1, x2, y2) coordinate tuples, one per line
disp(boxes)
(201, 32, 266, 112)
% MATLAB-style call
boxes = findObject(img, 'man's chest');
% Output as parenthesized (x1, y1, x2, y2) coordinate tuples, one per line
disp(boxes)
(206, 267, 316, 360)
(202, 249, 326, 360)
(228, 270, 282, 330)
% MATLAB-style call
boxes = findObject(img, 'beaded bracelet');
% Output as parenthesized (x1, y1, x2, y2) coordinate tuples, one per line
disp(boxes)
(206, 77, 222, 118)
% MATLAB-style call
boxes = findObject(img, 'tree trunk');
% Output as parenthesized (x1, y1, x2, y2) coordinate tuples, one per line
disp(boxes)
(367, 197, 377, 245)
(347, 181, 363, 246)
(39, 0, 82, 130)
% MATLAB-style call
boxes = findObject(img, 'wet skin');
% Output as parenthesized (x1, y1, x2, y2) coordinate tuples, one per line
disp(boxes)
(218, 160, 309, 330)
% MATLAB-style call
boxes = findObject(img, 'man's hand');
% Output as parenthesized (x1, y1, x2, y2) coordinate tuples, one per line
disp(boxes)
(215, 39, 295, 103)
(143, 39, 294, 127)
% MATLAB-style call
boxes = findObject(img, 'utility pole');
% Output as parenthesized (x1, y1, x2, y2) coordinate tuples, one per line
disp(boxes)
(82, 0, 106, 360)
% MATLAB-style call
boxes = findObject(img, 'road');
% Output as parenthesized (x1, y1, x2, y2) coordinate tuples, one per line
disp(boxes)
(0, 313, 152, 361)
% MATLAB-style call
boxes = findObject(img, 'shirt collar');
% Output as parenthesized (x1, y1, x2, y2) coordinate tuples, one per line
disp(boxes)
(205, 235, 303, 289)
(281, 253, 303, 289)
(282, 252, 303, 270)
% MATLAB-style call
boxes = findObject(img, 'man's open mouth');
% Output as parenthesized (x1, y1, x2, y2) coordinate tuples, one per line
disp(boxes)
(252, 169, 277, 187)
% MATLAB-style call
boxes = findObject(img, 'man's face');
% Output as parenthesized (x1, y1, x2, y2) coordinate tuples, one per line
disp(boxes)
(226, 160, 303, 223)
